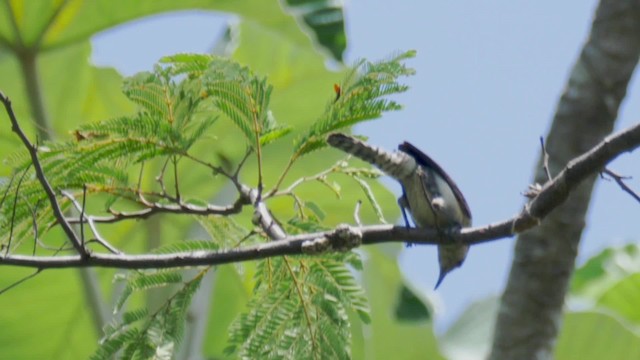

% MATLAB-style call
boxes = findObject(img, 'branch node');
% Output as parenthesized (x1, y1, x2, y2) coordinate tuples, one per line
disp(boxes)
(329, 224, 362, 252)
(512, 204, 541, 234)
(302, 237, 331, 255)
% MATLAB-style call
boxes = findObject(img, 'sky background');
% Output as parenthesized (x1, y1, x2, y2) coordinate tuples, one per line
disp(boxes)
(91, 1, 640, 331)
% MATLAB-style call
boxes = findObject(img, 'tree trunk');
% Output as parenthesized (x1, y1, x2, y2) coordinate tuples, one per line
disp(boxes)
(489, 1, 640, 359)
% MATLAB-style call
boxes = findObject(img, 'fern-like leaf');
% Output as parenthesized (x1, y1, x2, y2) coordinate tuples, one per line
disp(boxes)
(227, 254, 370, 359)
(293, 50, 416, 158)
(95, 272, 205, 359)
(114, 270, 183, 313)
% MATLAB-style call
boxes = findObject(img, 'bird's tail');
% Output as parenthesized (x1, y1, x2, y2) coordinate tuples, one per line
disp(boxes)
(327, 133, 416, 180)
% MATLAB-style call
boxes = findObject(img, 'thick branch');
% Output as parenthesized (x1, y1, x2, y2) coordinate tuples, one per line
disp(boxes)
(490, 1, 640, 358)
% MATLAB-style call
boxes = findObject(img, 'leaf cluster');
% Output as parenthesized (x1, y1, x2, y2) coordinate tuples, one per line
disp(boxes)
(226, 252, 369, 359)
(292, 50, 416, 159)
(0, 50, 417, 357)
(92, 269, 204, 360)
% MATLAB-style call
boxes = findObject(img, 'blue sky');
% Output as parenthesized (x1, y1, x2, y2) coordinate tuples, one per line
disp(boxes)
(91, 1, 640, 330)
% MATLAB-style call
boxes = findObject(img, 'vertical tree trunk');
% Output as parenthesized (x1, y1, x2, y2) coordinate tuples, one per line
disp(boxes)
(489, 1, 640, 359)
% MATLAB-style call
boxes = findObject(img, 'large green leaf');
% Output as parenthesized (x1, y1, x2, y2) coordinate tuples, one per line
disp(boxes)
(597, 273, 640, 325)
(556, 311, 640, 360)
(0, 0, 344, 59)
(0, 268, 97, 359)
(570, 243, 640, 301)
(358, 247, 444, 360)
(439, 296, 498, 360)
(283, 0, 347, 61)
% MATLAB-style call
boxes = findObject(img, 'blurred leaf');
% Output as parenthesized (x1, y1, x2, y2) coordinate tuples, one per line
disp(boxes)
(203, 266, 251, 358)
(0, 269, 97, 359)
(1, 0, 344, 59)
(359, 247, 444, 359)
(439, 296, 498, 360)
(283, 0, 347, 61)
(556, 311, 640, 360)
(597, 273, 640, 325)
(570, 243, 640, 301)
(394, 284, 432, 322)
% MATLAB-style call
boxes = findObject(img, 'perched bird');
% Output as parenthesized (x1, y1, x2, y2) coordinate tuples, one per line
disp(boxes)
(326, 133, 472, 289)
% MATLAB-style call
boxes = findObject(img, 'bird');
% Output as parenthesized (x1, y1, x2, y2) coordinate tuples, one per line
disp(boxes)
(326, 133, 472, 289)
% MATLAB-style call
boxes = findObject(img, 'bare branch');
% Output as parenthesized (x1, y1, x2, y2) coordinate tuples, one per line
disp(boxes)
(61, 190, 121, 254)
(540, 136, 552, 182)
(0, 269, 42, 296)
(354, 200, 362, 227)
(246, 186, 287, 240)
(66, 196, 249, 224)
(0, 91, 86, 256)
(602, 168, 640, 203)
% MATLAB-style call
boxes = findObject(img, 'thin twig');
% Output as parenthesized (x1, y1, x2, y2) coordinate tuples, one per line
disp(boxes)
(233, 148, 253, 179)
(0, 170, 17, 209)
(80, 185, 87, 246)
(354, 200, 362, 227)
(266, 157, 295, 198)
(156, 158, 170, 195)
(7, 165, 31, 255)
(60, 191, 121, 255)
(66, 195, 249, 225)
(20, 195, 41, 256)
(0, 269, 42, 296)
(266, 158, 345, 199)
(602, 168, 640, 203)
(540, 136, 552, 182)
(137, 162, 145, 193)
(172, 156, 181, 201)
(0, 92, 86, 256)
(251, 113, 264, 198)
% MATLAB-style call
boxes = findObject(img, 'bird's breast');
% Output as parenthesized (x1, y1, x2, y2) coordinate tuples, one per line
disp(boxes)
(401, 168, 469, 228)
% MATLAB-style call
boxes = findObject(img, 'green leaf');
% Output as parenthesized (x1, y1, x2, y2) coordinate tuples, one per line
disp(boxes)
(151, 240, 220, 254)
(305, 201, 326, 221)
(283, 0, 346, 61)
(597, 273, 640, 325)
(260, 124, 293, 146)
(570, 243, 640, 301)
(196, 216, 250, 248)
(439, 296, 498, 360)
(114, 271, 183, 313)
(293, 50, 416, 158)
(394, 284, 432, 322)
(228, 255, 368, 359)
(357, 247, 444, 359)
(556, 311, 640, 360)
(95, 273, 204, 359)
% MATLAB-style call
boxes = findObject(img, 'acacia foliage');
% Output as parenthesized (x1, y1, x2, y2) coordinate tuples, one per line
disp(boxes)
(1, 52, 415, 359)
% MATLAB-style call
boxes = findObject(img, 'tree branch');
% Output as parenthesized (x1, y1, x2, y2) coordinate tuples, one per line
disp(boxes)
(490, 1, 640, 358)
(0, 90, 87, 257)
(65, 196, 249, 224)
(0, 121, 637, 270)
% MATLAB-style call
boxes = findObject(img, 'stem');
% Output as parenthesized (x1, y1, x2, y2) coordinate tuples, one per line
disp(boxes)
(17, 50, 52, 140)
